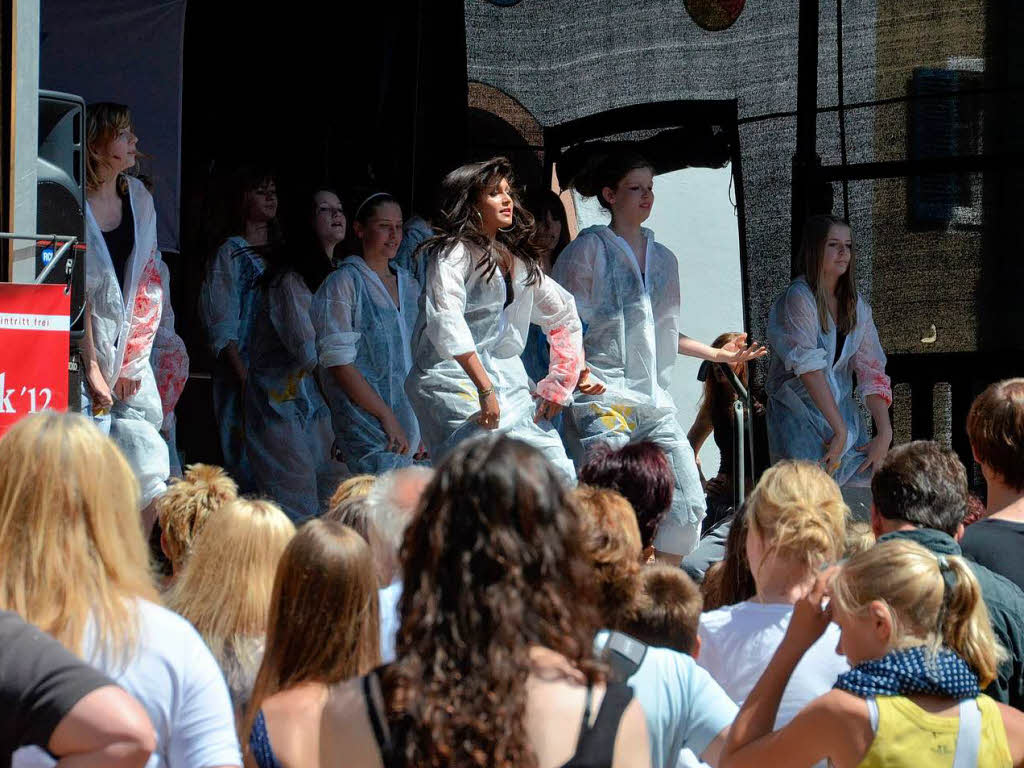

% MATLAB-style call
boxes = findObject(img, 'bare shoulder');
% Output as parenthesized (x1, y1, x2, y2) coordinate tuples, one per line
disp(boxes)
(995, 701, 1024, 764)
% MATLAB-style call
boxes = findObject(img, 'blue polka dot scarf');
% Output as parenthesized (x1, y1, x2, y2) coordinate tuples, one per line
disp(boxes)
(834, 646, 980, 699)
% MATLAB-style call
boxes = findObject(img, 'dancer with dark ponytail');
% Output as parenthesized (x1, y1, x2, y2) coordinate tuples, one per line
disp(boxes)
(405, 157, 600, 480)
(554, 151, 765, 559)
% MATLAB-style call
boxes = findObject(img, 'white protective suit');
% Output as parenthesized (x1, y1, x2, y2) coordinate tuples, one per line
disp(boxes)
(244, 271, 343, 522)
(312, 256, 423, 474)
(149, 260, 189, 477)
(765, 276, 892, 487)
(84, 176, 170, 506)
(405, 242, 584, 481)
(552, 225, 706, 556)
(199, 236, 266, 488)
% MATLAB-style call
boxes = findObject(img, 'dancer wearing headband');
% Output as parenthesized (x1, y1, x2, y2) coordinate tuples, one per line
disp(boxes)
(719, 539, 1024, 767)
(405, 157, 598, 480)
(313, 192, 425, 473)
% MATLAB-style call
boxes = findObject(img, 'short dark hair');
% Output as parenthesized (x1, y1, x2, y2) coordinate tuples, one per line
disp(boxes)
(870, 441, 968, 536)
(967, 378, 1024, 492)
(579, 441, 673, 550)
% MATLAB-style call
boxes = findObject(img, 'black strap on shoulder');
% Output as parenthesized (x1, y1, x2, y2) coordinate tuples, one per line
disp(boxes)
(362, 668, 399, 768)
(566, 682, 634, 767)
(600, 631, 647, 684)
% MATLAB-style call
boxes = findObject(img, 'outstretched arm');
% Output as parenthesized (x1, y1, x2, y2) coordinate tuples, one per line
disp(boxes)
(678, 332, 768, 365)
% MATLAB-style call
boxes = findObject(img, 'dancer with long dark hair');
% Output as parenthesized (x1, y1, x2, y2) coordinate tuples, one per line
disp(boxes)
(405, 157, 599, 479)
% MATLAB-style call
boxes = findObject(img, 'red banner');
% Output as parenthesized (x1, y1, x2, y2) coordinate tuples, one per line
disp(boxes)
(0, 283, 71, 437)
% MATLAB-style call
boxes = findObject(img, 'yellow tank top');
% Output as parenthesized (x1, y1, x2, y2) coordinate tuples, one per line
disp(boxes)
(856, 695, 1012, 768)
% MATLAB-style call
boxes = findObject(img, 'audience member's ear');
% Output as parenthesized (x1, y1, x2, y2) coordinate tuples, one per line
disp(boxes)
(690, 634, 701, 661)
(869, 503, 884, 538)
(641, 545, 656, 565)
(869, 600, 892, 646)
(955, 522, 965, 542)
(159, 530, 171, 563)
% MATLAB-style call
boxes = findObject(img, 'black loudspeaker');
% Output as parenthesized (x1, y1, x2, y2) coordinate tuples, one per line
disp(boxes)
(37, 90, 86, 338)
(38, 90, 86, 411)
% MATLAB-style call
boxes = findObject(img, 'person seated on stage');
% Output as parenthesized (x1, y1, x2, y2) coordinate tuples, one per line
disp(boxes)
(579, 441, 675, 564)
(699, 461, 850, 730)
(165, 499, 295, 720)
(574, 483, 736, 768)
(765, 215, 892, 502)
(870, 440, 1024, 709)
(0, 411, 241, 768)
(618, 565, 703, 658)
(0, 610, 156, 767)
(720, 540, 1024, 768)
(242, 521, 380, 768)
(320, 436, 651, 768)
(960, 379, 1024, 593)
(157, 462, 238, 583)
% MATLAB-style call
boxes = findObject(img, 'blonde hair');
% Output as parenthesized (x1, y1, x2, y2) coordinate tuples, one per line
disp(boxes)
(165, 498, 295, 665)
(843, 520, 875, 558)
(746, 460, 848, 575)
(157, 463, 238, 572)
(831, 539, 1005, 687)
(573, 485, 644, 626)
(0, 411, 159, 659)
(328, 474, 376, 513)
(242, 520, 380, 751)
(800, 214, 858, 334)
(85, 102, 135, 193)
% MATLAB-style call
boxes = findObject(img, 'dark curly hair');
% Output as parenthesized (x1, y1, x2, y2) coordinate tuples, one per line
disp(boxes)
(383, 435, 603, 768)
(415, 156, 545, 287)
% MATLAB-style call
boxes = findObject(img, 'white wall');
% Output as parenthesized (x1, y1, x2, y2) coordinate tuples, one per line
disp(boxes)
(571, 164, 744, 476)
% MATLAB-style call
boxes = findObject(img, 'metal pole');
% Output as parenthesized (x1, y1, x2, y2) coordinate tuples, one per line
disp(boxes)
(792, 0, 821, 276)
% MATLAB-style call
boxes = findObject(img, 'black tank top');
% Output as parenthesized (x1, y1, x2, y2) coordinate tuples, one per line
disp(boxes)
(361, 668, 633, 768)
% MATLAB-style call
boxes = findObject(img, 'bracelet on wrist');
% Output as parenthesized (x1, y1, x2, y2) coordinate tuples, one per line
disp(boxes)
(477, 386, 494, 399)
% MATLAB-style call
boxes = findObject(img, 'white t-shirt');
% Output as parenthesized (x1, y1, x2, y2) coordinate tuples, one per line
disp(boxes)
(594, 630, 737, 768)
(698, 601, 849, 728)
(15, 599, 241, 768)
(379, 580, 403, 664)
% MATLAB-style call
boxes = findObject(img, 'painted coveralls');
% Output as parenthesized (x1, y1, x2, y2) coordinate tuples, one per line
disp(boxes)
(312, 256, 422, 474)
(84, 175, 169, 506)
(553, 224, 706, 556)
(406, 242, 583, 482)
(150, 259, 189, 477)
(245, 271, 343, 521)
(765, 276, 892, 487)
(199, 236, 265, 488)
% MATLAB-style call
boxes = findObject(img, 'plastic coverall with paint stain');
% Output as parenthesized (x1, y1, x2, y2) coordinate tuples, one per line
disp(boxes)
(199, 236, 266, 488)
(84, 175, 169, 506)
(765, 276, 892, 487)
(552, 224, 707, 556)
(245, 271, 343, 521)
(150, 260, 189, 477)
(405, 242, 584, 481)
(312, 256, 423, 474)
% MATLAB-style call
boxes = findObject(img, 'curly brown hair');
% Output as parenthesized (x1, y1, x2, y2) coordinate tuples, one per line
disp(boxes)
(384, 435, 604, 768)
